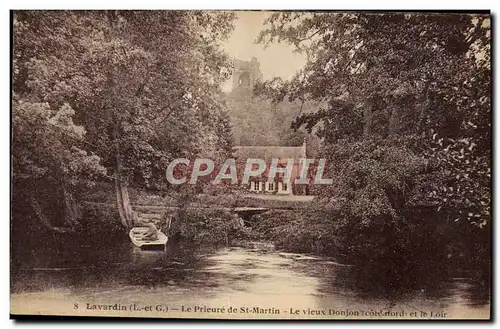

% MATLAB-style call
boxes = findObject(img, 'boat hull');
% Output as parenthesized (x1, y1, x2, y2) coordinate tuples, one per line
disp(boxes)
(129, 227, 168, 251)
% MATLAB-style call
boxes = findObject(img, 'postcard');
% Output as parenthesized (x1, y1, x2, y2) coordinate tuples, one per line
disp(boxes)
(10, 10, 491, 320)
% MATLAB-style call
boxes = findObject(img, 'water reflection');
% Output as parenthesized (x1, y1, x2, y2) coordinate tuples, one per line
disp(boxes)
(11, 239, 489, 318)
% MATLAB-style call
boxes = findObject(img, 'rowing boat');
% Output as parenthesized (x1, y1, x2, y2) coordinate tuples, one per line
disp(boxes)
(129, 227, 168, 251)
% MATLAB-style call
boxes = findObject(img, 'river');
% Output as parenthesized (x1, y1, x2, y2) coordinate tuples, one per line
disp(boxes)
(10, 239, 490, 319)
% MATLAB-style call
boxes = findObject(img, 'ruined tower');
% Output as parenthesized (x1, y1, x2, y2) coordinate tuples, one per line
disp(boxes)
(231, 57, 263, 91)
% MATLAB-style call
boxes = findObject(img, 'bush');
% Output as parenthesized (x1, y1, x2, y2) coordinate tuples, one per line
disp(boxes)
(81, 204, 127, 239)
(169, 207, 247, 246)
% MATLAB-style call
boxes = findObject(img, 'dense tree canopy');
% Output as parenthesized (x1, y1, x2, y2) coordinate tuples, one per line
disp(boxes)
(13, 11, 235, 229)
(257, 13, 490, 230)
(252, 12, 491, 268)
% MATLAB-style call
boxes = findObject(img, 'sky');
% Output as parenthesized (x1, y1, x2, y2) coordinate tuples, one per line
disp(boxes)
(220, 11, 307, 92)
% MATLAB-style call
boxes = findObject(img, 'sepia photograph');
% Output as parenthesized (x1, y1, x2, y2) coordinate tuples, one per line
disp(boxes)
(10, 10, 491, 320)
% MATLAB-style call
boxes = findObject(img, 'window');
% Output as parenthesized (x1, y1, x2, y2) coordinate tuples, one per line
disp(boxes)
(238, 72, 250, 87)
(267, 182, 275, 191)
(252, 181, 260, 191)
(282, 183, 288, 191)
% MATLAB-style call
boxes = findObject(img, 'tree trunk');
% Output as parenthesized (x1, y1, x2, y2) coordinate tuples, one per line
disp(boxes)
(114, 152, 135, 229)
(388, 105, 401, 136)
(105, 14, 138, 230)
(417, 81, 431, 136)
(363, 99, 373, 136)
(30, 195, 74, 233)
(61, 180, 81, 228)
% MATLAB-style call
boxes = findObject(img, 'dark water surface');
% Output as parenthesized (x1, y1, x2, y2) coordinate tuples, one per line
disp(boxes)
(11, 238, 490, 319)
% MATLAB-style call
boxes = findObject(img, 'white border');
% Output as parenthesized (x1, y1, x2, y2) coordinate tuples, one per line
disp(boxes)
(2, 0, 497, 10)
(2, 2, 497, 328)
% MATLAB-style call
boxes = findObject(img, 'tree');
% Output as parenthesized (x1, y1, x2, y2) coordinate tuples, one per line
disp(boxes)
(13, 11, 236, 229)
(257, 12, 490, 227)
(12, 99, 106, 231)
(255, 13, 490, 263)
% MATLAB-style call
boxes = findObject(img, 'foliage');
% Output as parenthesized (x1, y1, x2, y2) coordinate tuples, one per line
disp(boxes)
(252, 209, 338, 254)
(13, 11, 236, 230)
(256, 12, 491, 260)
(169, 208, 245, 246)
(424, 133, 490, 228)
(225, 88, 319, 147)
(12, 100, 106, 187)
(315, 137, 427, 223)
(258, 12, 490, 222)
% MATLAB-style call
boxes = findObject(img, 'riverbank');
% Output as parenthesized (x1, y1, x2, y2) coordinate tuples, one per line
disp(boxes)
(11, 195, 490, 320)
(11, 187, 490, 291)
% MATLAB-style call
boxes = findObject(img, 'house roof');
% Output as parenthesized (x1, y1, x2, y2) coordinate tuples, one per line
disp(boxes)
(233, 145, 305, 159)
